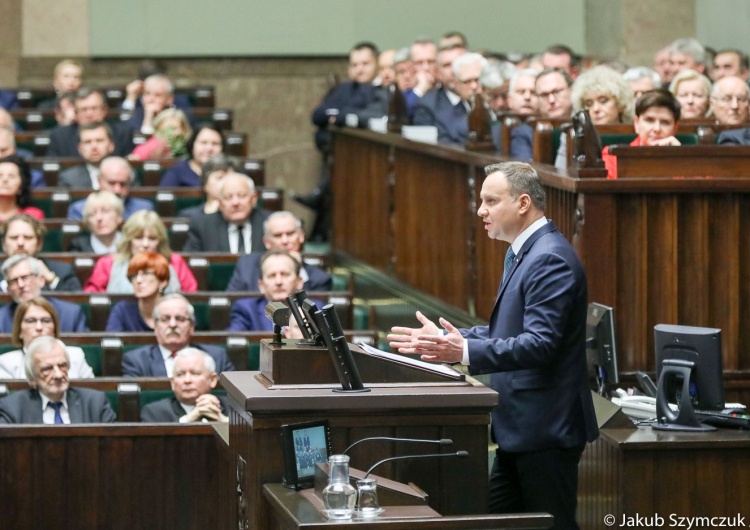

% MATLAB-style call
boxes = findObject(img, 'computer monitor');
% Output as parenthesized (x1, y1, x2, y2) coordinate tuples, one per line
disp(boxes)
(586, 303, 619, 395)
(653, 324, 724, 431)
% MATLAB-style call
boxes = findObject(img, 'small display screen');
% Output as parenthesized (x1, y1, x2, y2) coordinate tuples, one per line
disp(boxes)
(294, 425, 329, 478)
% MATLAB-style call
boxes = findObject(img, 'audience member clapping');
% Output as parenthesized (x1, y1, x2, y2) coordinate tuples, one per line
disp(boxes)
(84, 210, 197, 293)
(0, 297, 94, 379)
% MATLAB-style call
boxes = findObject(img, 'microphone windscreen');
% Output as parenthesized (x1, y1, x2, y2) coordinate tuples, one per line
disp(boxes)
(439, 438, 453, 445)
(456, 450, 470, 458)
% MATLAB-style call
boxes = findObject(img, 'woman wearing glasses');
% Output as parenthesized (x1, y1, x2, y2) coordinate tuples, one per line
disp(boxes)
(105, 252, 170, 332)
(0, 297, 94, 379)
(84, 210, 197, 293)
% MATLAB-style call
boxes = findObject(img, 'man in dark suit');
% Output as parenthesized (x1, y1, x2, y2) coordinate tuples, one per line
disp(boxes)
(389, 162, 598, 530)
(227, 211, 332, 292)
(122, 294, 234, 377)
(227, 249, 304, 332)
(183, 172, 269, 253)
(47, 88, 133, 157)
(718, 126, 750, 144)
(58, 122, 115, 189)
(141, 348, 228, 423)
(0, 336, 114, 424)
(0, 255, 88, 333)
(1, 213, 81, 292)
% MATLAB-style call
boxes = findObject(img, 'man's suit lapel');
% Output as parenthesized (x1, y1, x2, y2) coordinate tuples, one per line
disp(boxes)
(28, 390, 44, 423)
(149, 346, 169, 377)
(170, 398, 184, 419)
(67, 388, 83, 423)
(216, 215, 231, 252)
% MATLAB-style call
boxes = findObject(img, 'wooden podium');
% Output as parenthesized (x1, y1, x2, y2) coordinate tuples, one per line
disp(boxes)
(220, 338, 500, 529)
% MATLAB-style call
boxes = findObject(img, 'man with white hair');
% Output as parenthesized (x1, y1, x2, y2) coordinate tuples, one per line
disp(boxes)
(183, 172, 270, 253)
(140, 347, 228, 423)
(0, 336, 115, 424)
(623, 67, 662, 100)
(669, 38, 707, 76)
(125, 74, 177, 134)
(66, 156, 153, 220)
(710, 76, 750, 126)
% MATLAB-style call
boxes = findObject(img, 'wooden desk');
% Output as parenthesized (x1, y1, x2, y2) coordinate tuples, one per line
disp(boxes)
(577, 426, 750, 530)
(262, 483, 553, 529)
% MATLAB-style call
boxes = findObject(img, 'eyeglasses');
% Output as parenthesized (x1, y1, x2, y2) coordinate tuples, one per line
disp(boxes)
(713, 95, 749, 105)
(127, 269, 156, 282)
(457, 77, 481, 86)
(537, 87, 568, 100)
(7, 273, 37, 288)
(155, 315, 191, 324)
(22, 317, 54, 326)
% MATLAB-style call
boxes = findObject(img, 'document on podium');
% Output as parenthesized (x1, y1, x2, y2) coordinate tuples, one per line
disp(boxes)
(359, 343, 465, 380)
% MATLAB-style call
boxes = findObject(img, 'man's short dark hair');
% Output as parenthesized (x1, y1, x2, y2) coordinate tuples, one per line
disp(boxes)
(75, 87, 107, 106)
(635, 89, 681, 121)
(55, 91, 77, 111)
(351, 42, 379, 57)
(440, 31, 468, 50)
(78, 121, 113, 142)
(200, 153, 239, 187)
(715, 48, 750, 71)
(536, 68, 573, 87)
(544, 44, 580, 68)
(260, 248, 301, 277)
(484, 161, 546, 211)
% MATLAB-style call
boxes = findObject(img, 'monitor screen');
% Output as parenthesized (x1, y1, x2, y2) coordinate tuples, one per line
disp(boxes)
(281, 420, 332, 489)
(586, 303, 619, 393)
(654, 324, 724, 411)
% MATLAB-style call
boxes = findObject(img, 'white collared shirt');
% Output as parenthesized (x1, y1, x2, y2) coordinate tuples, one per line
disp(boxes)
(90, 232, 122, 255)
(41, 392, 70, 424)
(159, 344, 177, 377)
(87, 164, 100, 190)
(228, 222, 252, 254)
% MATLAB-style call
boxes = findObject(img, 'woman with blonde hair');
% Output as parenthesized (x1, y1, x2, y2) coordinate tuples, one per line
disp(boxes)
(84, 210, 197, 293)
(128, 107, 192, 161)
(669, 69, 712, 119)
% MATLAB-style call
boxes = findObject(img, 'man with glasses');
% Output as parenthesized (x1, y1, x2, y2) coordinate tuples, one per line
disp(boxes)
(66, 156, 153, 221)
(0, 336, 116, 424)
(535, 69, 573, 120)
(47, 88, 134, 157)
(121, 294, 234, 377)
(0, 255, 88, 332)
(709, 76, 750, 126)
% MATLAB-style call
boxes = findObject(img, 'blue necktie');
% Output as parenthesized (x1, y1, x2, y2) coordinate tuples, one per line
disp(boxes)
(501, 246, 516, 285)
(50, 402, 64, 424)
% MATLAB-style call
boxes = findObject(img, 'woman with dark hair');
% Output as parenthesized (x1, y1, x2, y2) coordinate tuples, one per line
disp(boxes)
(159, 124, 226, 187)
(105, 252, 170, 332)
(0, 297, 94, 379)
(0, 156, 44, 222)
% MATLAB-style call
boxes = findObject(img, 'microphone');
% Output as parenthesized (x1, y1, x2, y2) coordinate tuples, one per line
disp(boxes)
(343, 437, 453, 455)
(364, 451, 469, 478)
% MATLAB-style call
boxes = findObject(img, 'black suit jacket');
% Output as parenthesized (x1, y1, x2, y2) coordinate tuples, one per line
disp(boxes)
(412, 87, 468, 145)
(121, 342, 234, 377)
(43, 259, 83, 291)
(141, 395, 228, 422)
(47, 122, 134, 157)
(0, 387, 116, 424)
(68, 234, 94, 253)
(227, 251, 332, 291)
(183, 208, 269, 253)
(717, 127, 750, 145)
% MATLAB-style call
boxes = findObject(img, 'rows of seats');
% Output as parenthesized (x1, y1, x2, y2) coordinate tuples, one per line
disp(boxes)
(13, 85, 216, 109)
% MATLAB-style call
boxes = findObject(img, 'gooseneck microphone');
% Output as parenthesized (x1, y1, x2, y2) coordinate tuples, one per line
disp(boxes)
(363, 451, 469, 479)
(343, 437, 453, 455)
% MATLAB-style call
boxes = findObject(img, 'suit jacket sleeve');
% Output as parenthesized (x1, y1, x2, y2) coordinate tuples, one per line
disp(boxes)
(72, 306, 89, 332)
(227, 300, 253, 331)
(509, 124, 533, 161)
(412, 99, 436, 126)
(84, 255, 114, 292)
(227, 253, 261, 291)
(82, 389, 117, 423)
(48, 261, 82, 291)
(141, 398, 181, 422)
(183, 222, 204, 252)
(305, 265, 333, 291)
(121, 346, 149, 377)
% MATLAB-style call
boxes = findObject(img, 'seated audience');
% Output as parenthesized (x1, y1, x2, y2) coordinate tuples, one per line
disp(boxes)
(712, 48, 749, 81)
(535, 68, 573, 119)
(602, 89, 681, 179)
(481, 61, 514, 115)
(228, 211, 332, 292)
(653, 45, 672, 85)
(67, 157, 153, 221)
(439, 31, 468, 51)
(503, 69, 540, 161)
(124, 74, 178, 134)
(0, 89, 18, 111)
(623, 67, 662, 100)
(410, 39, 439, 98)
(159, 124, 225, 187)
(556, 66, 634, 169)
(105, 252, 170, 332)
(0, 126, 45, 188)
(183, 173, 270, 254)
(709, 75, 750, 126)
(227, 249, 304, 332)
(0, 255, 88, 333)
(141, 348, 228, 423)
(669, 69, 711, 119)
(122, 294, 234, 377)
(53, 91, 77, 127)
(129, 107, 191, 161)
(0, 297, 94, 379)
(47, 88, 133, 157)
(68, 191, 123, 254)
(0, 336, 114, 424)
(376, 49, 396, 87)
(0, 156, 43, 221)
(58, 122, 115, 189)
(176, 153, 237, 219)
(669, 38, 708, 76)
(541, 44, 580, 80)
(37, 60, 84, 109)
(1, 214, 81, 292)
(84, 210, 197, 293)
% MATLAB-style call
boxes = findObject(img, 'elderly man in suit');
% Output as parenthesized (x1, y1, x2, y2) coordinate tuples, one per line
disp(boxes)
(0, 255, 88, 333)
(389, 162, 598, 530)
(122, 294, 234, 377)
(66, 156, 153, 221)
(227, 211, 332, 292)
(0, 336, 115, 424)
(1, 214, 81, 292)
(183, 172, 269, 254)
(47, 88, 133, 157)
(58, 122, 115, 189)
(141, 347, 228, 423)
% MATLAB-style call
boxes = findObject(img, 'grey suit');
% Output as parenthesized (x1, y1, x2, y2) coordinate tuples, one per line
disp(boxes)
(717, 127, 750, 145)
(141, 395, 228, 422)
(183, 208, 270, 253)
(59, 165, 95, 189)
(0, 387, 116, 424)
